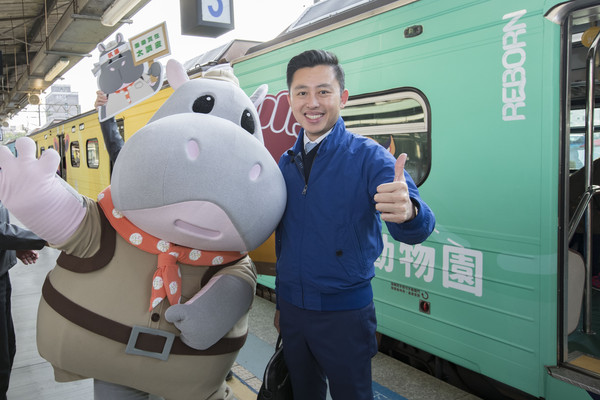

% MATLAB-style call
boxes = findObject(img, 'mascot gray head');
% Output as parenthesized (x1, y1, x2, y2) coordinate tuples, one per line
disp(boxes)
(110, 60, 286, 251)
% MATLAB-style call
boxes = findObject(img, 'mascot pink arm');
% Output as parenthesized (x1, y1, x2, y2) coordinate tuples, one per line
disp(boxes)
(0, 138, 85, 245)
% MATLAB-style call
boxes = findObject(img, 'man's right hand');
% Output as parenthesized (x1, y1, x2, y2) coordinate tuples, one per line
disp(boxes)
(16, 250, 39, 265)
(274, 309, 280, 334)
(94, 90, 108, 108)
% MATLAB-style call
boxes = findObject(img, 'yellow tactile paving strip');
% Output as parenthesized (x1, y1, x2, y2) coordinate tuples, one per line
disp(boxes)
(230, 362, 261, 400)
(571, 354, 600, 375)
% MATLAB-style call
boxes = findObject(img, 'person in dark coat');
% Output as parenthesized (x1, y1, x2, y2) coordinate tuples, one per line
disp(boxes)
(0, 201, 46, 400)
(94, 90, 124, 164)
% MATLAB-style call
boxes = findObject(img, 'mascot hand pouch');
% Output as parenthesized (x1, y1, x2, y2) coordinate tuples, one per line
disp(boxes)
(0, 59, 286, 400)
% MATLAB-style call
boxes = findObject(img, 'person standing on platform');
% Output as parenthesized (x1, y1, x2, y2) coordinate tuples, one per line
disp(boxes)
(0, 201, 46, 400)
(273, 49, 435, 400)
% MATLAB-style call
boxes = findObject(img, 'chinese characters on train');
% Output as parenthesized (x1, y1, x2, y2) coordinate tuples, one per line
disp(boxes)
(376, 233, 483, 297)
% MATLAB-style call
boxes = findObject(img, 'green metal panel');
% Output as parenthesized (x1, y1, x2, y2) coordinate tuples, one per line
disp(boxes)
(257, 274, 276, 289)
(235, 0, 590, 398)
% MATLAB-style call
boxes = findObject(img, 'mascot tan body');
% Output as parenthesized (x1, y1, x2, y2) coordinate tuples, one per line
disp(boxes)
(0, 60, 286, 400)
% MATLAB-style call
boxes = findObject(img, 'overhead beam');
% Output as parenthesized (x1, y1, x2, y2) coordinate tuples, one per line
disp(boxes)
(26, 0, 60, 48)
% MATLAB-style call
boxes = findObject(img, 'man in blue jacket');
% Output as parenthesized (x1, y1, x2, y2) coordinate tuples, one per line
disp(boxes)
(274, 49, 435, 400)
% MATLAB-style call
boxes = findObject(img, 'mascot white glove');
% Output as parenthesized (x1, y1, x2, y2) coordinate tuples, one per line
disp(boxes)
(0, 137, 86, 244)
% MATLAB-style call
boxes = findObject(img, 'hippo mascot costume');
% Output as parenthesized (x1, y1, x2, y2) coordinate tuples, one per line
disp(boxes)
(0, 60, 286, 400)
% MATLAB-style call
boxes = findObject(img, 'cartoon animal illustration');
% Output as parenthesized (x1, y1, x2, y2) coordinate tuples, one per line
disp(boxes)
(0, 60, 286, 400)
(93, 33, 163, 121)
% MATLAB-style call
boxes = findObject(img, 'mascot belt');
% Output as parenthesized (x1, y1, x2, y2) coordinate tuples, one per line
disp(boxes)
(97, 186, 246, 311)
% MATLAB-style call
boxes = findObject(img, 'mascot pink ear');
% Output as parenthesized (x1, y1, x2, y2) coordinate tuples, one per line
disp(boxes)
(167, 59, 189, 90)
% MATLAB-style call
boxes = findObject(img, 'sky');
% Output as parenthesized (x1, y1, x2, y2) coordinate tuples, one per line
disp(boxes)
(11, 0, 314, 129)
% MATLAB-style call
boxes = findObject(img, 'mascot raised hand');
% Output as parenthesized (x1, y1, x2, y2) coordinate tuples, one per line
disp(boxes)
(0, 60, 286, 400)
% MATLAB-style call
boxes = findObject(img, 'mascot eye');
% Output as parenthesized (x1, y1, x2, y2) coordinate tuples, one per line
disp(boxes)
(107, 54, 123, 65)
(192, 95, 215, 114)
(241, 109, 255, 134)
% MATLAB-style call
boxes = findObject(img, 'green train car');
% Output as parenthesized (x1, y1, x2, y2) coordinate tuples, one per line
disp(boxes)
(233, 0, 600, 399)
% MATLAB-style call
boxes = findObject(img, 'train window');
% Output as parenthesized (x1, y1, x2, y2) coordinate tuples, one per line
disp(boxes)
(40, 147, 45, 157)
(79, 123, 85, 131)
(569, 109, 600, 170)
(71, 126, 76, 133)
(70, 141, 80, 168)
(116, 118, 125, 139)
(86, 139, 100, 169)
(341, 89, 431, 186)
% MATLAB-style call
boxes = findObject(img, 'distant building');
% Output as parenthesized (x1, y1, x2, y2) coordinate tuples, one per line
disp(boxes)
(44, 84, 80, 123)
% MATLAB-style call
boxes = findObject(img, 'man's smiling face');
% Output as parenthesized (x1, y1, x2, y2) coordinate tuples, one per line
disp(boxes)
(287, 64, 349, 141)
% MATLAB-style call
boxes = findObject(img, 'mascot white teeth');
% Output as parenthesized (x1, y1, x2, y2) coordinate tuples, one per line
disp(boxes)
(0, 59, 286, 400)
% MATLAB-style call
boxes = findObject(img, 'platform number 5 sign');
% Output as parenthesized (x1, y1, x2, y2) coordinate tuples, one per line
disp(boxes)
(180, 0, 234, 37)
(202, 0, 230, 23)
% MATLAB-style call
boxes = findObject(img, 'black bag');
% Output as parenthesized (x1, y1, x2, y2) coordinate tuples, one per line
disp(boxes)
(257, 334, 294, 400)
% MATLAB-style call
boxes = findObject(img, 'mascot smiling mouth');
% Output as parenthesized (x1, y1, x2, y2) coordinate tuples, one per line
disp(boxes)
(174, 219, 222, 239)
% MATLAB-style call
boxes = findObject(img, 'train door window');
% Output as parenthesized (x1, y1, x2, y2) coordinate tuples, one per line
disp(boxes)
(107, 118, 126, 177)
(58, 135, 67, 179)
(70, 141, 80, 167)
(116, 118, 125, 140)
(568, 109, 600, 171)
(40, 147, 45, 157)
(86, 139, 100, 169)
(341, 89, 430, 186)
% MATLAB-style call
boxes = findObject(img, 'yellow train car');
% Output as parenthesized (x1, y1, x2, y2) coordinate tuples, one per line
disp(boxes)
(120, 86, 175, 141)
(28, 85, 175, 199)
(29, 110, 111, 198)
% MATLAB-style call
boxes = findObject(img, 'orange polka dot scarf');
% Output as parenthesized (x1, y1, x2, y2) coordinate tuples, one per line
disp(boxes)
(98, 187, 246, 311)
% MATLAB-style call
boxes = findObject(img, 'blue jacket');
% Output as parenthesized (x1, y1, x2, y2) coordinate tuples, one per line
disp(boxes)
(275, 117, 435, 311)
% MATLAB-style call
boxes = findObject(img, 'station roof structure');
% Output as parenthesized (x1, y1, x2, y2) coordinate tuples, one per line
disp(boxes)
(0, 0, 153, 122)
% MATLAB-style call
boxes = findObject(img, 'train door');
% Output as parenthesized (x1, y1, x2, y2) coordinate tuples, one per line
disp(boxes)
(550, 1, 600, 394)
(57, 133, 67, 180)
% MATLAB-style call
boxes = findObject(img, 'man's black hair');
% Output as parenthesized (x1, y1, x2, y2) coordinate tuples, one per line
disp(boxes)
(286, 49, 345, 93)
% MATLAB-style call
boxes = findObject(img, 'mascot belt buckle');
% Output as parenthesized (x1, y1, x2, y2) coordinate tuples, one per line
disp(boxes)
(126, 325, 176, 361)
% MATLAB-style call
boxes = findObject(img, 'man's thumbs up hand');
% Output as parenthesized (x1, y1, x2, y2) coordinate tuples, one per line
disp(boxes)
(375, 153, 417, 223)
(394, 153, 407, 182)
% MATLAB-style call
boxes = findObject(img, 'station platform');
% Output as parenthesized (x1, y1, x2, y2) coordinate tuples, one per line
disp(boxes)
(6, 245, 481, 400)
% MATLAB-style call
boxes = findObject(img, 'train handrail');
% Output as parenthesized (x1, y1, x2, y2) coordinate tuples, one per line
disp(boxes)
(569, 186, 600, 241)
(579, 25, 600, 333)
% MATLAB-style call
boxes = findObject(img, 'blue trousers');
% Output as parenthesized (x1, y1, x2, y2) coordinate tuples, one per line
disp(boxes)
(279, 299, 378, 400)
(0, 273, 14, 400)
